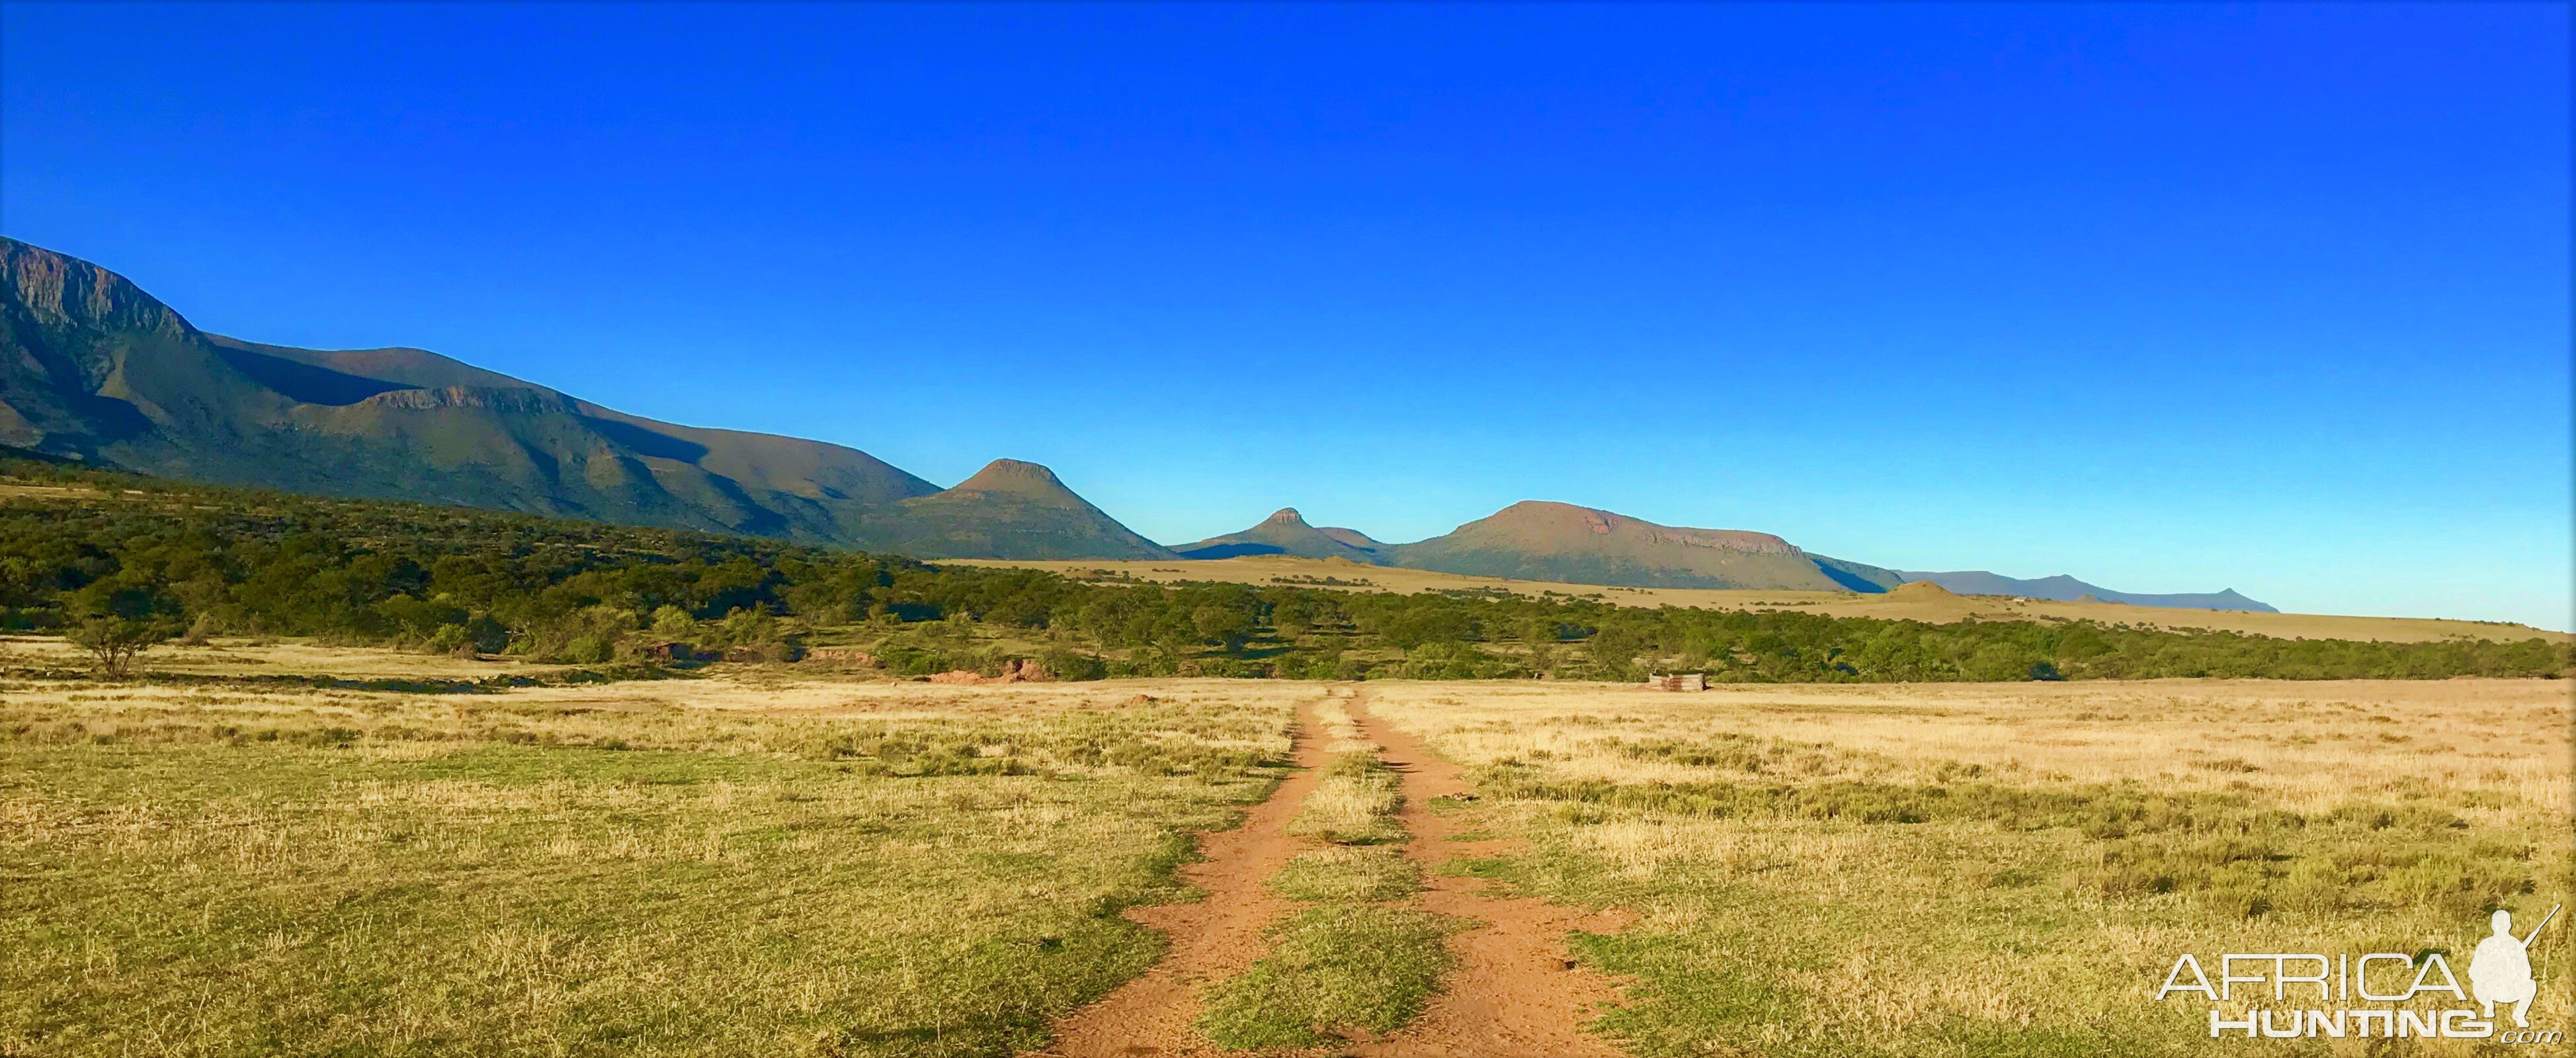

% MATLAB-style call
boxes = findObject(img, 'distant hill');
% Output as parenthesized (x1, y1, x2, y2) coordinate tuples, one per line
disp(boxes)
(0, 236, 1156, 559)
(884, 460, 1175, 560)
(1897, 570, 2276, 612)
(1385, 500, 1893, 592)
(1313, 525, 1393, 559)
(1163, 499, 2255, 609)
(1176, 508, 1388, 562)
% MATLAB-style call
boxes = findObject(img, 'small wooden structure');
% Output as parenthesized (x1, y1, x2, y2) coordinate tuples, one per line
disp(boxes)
(1645, 672, 1708, 692)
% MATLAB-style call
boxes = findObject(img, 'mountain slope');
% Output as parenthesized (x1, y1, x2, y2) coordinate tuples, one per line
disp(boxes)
(1390, 500, 1875, 592)
(1897, 570, 2276, 612)
(0, 236, 1141, 559)
(1314, 525, 1394, 560)
(1176, 507, 1388, 562)
(881, 460, 1177, 560)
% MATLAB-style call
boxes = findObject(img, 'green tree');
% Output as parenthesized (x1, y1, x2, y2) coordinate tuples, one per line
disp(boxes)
(1192, 605, 1252, 653)
(61, 578, 183, 677)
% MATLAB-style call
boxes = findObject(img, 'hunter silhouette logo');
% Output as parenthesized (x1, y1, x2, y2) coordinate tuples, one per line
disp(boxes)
(2156, 903, 2561, 1043)
(2472, 906, 2556, 1028)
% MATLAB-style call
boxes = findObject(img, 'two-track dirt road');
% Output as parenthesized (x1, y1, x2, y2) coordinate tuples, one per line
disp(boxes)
(1028, 689, 1630, 1057)
(1034, 697, 1336, 1057)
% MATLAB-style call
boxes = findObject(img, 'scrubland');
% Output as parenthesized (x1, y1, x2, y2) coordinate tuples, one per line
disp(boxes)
(1366, 679, 2573, 1056)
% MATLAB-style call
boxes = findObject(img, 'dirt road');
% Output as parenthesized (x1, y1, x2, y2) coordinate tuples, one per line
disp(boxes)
(1345, 691, 1632, 1058)
(1028, 689, 1630, 1057)
(1031, 697, 1335, 1057)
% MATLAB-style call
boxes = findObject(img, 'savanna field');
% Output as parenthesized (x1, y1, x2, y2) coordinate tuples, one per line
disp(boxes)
(4, 638, 2565, 1057)
(2, 470, 2569, 1056)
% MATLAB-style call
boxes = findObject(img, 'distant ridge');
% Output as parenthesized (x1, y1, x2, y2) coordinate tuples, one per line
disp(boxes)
(1384, 500, 1897, 592)
(1314, 525, 1392, 558)
(1896, 570, 2276, 612)
(1177, 507, 1386, 562)
(1, 236, 2283, 606)
(886, 461, 1177, 560)
(0, 236, 1147, 560)
(1164, 500, 2256, 611)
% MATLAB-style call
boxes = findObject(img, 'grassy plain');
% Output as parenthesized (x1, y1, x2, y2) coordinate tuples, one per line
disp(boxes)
(947, 556, 2569, 645)
(9, 635, 2567, 1057)
(1367, 678, 2574, 1056)
(0, 647, 1303, 1058)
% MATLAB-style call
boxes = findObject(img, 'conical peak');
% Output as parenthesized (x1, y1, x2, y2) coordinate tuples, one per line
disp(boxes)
(1262, 507, 1307, 525)
(951, 459, 1070, 495)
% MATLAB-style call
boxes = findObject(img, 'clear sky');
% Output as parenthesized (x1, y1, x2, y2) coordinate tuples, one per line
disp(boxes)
(3, 3, 2567, 628)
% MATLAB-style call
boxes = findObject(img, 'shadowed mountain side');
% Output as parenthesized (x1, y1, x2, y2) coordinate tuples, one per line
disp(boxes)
(1811, 554, 1905, 593)
(1392, 500, 1858, 591)
(1314, 525, 1393, 560)
(878, 460, 1178, 560)
(0, 236, 1155, 558)
(1175, 507, 1388, 563)
(1898, 570, 2277, 612)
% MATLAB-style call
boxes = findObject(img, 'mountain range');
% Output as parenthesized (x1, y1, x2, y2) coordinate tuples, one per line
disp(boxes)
(0, 236, 2269, 610)
(1891, 571, 2277, 613)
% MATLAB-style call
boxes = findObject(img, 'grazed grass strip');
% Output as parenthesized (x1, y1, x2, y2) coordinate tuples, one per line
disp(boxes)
(1270, 846, 1421, 903)
(1194, 904, 1458, 1048)
(1283, 695, 1406, 846)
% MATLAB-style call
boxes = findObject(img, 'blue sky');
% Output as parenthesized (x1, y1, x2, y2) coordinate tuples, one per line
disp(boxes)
(4, 3, 2567, 627)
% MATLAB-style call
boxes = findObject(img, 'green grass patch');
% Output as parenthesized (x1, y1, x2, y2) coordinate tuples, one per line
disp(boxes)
(1194, 905, 1458, 1048)
(1269, 846, 1421, 904)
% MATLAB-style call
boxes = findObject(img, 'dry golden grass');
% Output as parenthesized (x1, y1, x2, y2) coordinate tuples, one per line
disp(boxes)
(946, 556, 2568, 644)
(1364, 679, 2573, 824)
(0, 633, 579, 680)
(1366, 678, 2574, 1057)
(1287, 691, 1405, 846)
(1, 668, 1308, 1057)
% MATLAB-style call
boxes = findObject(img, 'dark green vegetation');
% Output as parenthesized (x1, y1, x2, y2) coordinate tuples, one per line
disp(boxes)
(1, 457, 2561, 682)
(1, 237, 1170, 559)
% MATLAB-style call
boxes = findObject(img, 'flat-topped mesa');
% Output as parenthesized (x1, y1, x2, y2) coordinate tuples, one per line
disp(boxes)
(1475, 500, 1802, 556)
(1386, 498, 1860, 591)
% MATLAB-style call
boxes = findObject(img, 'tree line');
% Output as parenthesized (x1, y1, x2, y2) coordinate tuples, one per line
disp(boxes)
(1, 457, 2563, 682)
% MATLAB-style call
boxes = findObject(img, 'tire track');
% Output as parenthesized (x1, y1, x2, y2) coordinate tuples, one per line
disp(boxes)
(1028, 697, 1333, 1057)
(1346, 690, 1632, 1058)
